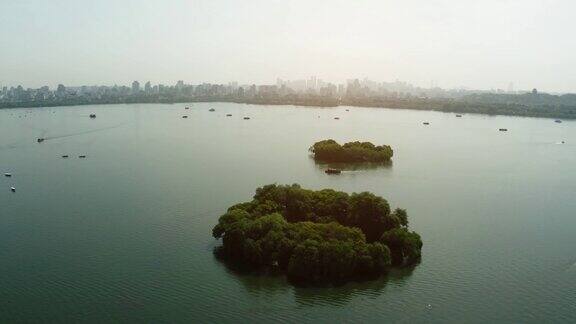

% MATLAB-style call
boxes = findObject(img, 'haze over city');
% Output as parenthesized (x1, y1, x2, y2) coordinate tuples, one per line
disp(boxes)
(2, 0, 576, 92)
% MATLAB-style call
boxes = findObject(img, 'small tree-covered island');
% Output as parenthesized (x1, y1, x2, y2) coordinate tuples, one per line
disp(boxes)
(310, 139, 393, 163)
(212, 184, 422, 285)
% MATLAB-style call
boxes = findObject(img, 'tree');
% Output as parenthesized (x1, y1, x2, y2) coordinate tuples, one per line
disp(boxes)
(212, 184, 421, 284)
(349, 192, 391, 242)
(393, 208, 408, 227)
(311, 139, 393, 162)
(288, 240, 322, 282)
(381, 228, 423, 265)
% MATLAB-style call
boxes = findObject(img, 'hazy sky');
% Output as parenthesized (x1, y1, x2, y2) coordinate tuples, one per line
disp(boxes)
(2, 0, 575, 92)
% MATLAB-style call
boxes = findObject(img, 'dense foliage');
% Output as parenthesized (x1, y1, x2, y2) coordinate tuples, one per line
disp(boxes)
(212, 184, 422, 284)
(342, 96, 576, 120)
(311, 139, 393, 163)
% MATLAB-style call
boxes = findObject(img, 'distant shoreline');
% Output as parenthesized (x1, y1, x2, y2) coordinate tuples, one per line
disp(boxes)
(1, 97, 575, 120)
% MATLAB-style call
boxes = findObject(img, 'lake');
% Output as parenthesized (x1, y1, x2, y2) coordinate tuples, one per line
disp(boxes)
(1, 103, 575, 323)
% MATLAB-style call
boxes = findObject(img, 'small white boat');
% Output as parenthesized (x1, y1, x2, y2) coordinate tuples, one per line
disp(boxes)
(4, 173, 11, 177)
(10, 187, 16, 192)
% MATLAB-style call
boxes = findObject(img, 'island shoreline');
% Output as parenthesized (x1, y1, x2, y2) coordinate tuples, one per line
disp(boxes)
(2, 98, 574, 120)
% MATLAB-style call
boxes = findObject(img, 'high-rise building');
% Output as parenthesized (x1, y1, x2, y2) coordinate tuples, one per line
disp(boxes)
(144, 81, 151, 93)
(307, 76, 317, 91)
(338, 84, 345, 96)
(132, 81, 140, 93)
(56, 84, 66, 97)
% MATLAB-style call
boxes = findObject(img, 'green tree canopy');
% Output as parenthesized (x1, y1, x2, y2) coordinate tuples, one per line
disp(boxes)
(213, 184, 422, 284)
(311, 139, 393, 162)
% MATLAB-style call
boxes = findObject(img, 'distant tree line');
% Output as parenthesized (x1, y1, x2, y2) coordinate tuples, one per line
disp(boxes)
(212, 184, 422, 284)
(4, 92, 576, 119)
(342, 96, 576, 119)
(310, 139, 393, 163)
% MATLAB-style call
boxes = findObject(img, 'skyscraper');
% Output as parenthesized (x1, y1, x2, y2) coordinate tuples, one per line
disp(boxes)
(132, 81, 140, 93)
(56, 84, 66, 98)
(307, 76, 317, 91)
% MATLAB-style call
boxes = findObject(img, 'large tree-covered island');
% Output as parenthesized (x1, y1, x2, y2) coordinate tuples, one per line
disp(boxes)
(310, 139, 394, 163)
(212, 184, 422, 284)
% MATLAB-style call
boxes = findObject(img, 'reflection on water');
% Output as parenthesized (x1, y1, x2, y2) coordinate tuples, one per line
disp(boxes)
(213, 248, 291, 296)
(311, 156, 393, 171)
(293, 279, 388, 307)
(293, 267, 415, 307)
(214, 245, 415, 307)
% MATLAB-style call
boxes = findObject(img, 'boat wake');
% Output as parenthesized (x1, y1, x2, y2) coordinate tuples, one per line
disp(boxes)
(43, 122, 129, 141)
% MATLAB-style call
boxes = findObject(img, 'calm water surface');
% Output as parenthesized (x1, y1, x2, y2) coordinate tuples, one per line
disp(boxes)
(1, 103, 575, 323)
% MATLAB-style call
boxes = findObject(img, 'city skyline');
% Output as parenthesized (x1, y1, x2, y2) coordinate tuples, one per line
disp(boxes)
(3, 0, 576, 93)
(0, 76, 546, 95)
(4, 75, 576, 122)
(0, 77, 542, 98)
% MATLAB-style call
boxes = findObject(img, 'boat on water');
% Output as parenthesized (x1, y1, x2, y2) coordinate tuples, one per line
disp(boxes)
(243, 117, 250, 120)
(423, 122, 430, 125)
(209, 108, 216, 112)
(37, 138, 45, 143)
(456, 114, 462, 117)
(185, 107, 190, 109)
(226, 114, 232, 117)
(555, 120, 562, 123)
(334, 117, 340, 120)
(89, 114, 96, 118)
(182, 115, 188, 118)
(78, 155, 87, 158)
(499, 128, 508, 132)
(4, 173, 11, 177)
(62, 155, 69, 158)
(10, 187, 16, 192)
(325, 168, 342, 175)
